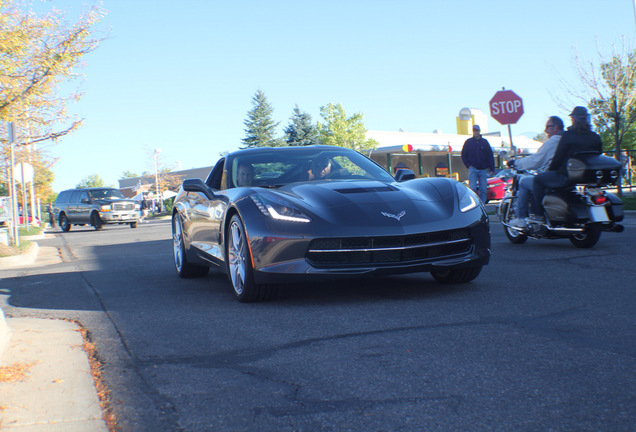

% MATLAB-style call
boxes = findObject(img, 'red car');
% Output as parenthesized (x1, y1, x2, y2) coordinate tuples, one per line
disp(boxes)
(486, 169, 514, 202)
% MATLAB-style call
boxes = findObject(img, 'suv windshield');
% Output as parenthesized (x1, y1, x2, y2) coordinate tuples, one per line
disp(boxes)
(88, 189, 126, 200)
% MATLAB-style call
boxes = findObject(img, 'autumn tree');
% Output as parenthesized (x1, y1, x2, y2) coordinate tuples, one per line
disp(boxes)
(0, 0, 106, 193)
(316, 103, 378, 152)
(284, 105, 320, 146)
(242, 89, 282, 148)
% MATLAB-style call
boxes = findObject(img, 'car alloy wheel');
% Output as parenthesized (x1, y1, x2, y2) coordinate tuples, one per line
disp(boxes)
(228, 216, 249, 296)
(172, 214, 208, 278)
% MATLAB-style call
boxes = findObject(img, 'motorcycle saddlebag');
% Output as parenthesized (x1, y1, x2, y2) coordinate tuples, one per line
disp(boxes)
(543, 191, 588, 223)
(567, 153, 620, 185)
(605, 192, 624, 222)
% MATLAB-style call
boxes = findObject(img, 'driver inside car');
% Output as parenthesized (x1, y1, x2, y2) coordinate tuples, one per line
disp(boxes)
(236, 163, 254, 187)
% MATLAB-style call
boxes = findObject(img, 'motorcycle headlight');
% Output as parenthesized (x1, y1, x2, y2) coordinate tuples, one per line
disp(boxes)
(251, 193, 311, 223)
(455, 182, 479, 213)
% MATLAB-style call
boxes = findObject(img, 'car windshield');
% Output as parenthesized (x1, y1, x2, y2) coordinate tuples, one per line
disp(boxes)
(88, 189, 126, 200)
(226, 148, 395, 188)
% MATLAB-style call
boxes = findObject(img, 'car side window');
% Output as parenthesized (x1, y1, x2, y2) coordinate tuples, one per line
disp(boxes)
(206, 158, 226, 190)
(69, 190, 81, 203)
(56, 191, 70, 204)
(79, 191, 89, 203)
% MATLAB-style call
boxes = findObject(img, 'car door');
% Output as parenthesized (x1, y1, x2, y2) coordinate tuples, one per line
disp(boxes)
(75, 190, 92, 223)
(186, 159, 230, 264)
(66, 190, 81, 222)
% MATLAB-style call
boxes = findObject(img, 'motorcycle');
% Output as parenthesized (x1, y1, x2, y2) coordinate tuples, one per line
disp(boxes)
(498, 152, 624, 248)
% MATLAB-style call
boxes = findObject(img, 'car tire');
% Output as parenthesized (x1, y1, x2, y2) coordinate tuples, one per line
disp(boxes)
(569, 223, 601, 248)
(431, 265, 482, 284)
(227, 214, 276, 302)
(59, 214, 71, 232)
(91, 212, 103, 231)
(130, 222, 137, 228)
(172, 214, 209, 278)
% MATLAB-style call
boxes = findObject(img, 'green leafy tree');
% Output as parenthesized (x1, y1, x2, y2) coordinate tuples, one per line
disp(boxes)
(564, 46, 636, 194)
(284, 105, 320, 146)
(120, 170, 139, 179)
(316, 103, 378, 152)
(242, 89, 282, 148)
(585, 52, 636, 154)
(76, 174, 110, 189)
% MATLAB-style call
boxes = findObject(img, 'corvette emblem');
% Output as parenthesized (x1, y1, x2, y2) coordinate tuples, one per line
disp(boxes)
(381, 210, 406, 221)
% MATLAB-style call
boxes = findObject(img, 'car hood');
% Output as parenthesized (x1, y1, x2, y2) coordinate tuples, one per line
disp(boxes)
(267, 179, 458, 227)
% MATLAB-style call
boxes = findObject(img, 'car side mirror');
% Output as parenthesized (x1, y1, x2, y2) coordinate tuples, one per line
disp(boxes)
(81, 198, 91, 204)
(182, 178, 215, 200)
(395, 169, 416, 182)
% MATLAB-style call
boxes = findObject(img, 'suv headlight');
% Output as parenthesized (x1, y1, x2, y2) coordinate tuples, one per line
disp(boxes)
(100, 204, 112, 212)
(251, 193, 311, 223)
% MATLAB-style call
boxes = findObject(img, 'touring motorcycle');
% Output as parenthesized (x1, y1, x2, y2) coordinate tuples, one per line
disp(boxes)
(498, 153, 624, 248)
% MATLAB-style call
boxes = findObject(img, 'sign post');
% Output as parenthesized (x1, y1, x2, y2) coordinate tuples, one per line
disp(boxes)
(489, 88, 524, 151)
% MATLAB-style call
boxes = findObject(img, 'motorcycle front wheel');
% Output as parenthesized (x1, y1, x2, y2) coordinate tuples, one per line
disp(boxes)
(504, 225, 528, 244)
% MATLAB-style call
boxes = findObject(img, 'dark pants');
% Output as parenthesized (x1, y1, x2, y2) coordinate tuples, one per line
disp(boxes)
(532, 171, 569, 216)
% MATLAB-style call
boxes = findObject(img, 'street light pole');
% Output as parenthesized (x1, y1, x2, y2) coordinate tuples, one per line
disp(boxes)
(154, 148, 162, 210)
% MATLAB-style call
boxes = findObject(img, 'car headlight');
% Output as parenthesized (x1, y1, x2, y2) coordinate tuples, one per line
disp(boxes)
(251, 193, 311, 223)
(455, 182, 479, 212)
(100, 204, 112, 212)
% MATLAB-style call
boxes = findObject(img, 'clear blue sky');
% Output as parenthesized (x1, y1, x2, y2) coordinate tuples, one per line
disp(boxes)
(27, 0, 635, 191)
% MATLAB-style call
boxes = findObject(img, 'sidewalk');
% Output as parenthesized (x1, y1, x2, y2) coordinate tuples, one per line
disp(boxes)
(0, 233, 109, 431)
(0, 318, 108, 431)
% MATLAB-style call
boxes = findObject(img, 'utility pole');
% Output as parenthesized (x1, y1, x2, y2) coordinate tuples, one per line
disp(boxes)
(7, 122, 19, 247)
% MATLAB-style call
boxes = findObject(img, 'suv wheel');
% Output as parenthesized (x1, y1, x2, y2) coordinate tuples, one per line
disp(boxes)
(59, 214, 71, 232)
(91, 212, 103, 231)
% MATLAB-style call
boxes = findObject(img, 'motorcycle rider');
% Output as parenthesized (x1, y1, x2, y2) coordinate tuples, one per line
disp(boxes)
(508, 116, 564, 228)
(531, 106, 602, 222)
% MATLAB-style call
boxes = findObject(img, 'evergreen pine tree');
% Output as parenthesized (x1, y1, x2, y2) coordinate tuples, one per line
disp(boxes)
(284, 106, 320, 146)
(242, 89, 281, 148)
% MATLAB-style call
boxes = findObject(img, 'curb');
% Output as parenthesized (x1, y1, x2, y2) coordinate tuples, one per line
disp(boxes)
(0, 241, 39, 270)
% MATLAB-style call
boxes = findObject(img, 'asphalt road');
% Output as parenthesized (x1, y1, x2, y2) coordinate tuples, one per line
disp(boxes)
(1, 213, 635, 432)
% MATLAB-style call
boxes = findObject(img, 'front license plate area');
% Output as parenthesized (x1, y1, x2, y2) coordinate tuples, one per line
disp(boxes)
(589, 206, 610, 222)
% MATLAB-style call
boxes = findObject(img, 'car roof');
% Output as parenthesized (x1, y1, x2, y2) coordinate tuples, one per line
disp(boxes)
(226, 145, 357, 158)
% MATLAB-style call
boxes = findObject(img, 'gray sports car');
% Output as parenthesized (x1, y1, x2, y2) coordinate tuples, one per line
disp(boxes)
(172, 145, 490, 302)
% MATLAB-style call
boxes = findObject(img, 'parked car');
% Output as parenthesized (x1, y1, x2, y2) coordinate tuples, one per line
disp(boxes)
(0, 196, 10, 227)
(486, 169, 514, 202)
(487, 177, 507, 201)
(172, 145, 491, 302)
(54, 187, 140, 231)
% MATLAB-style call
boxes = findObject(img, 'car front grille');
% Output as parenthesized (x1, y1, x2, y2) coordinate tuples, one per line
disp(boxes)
(306, 228, 473, 267)
(113, 203, 135, 211)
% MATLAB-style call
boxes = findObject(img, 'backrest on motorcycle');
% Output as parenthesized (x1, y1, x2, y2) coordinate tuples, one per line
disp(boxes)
(567, 153, 620, 186)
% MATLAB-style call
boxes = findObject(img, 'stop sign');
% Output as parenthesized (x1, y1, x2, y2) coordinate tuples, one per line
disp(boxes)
(489, 90, 524, 125)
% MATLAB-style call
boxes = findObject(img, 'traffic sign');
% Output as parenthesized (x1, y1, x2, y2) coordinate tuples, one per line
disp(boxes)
(489, 90, 524, 125)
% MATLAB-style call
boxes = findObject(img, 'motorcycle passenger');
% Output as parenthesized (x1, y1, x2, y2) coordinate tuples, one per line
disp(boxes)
(531, 106, 602, 223)
(508, 116, 564, 228)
